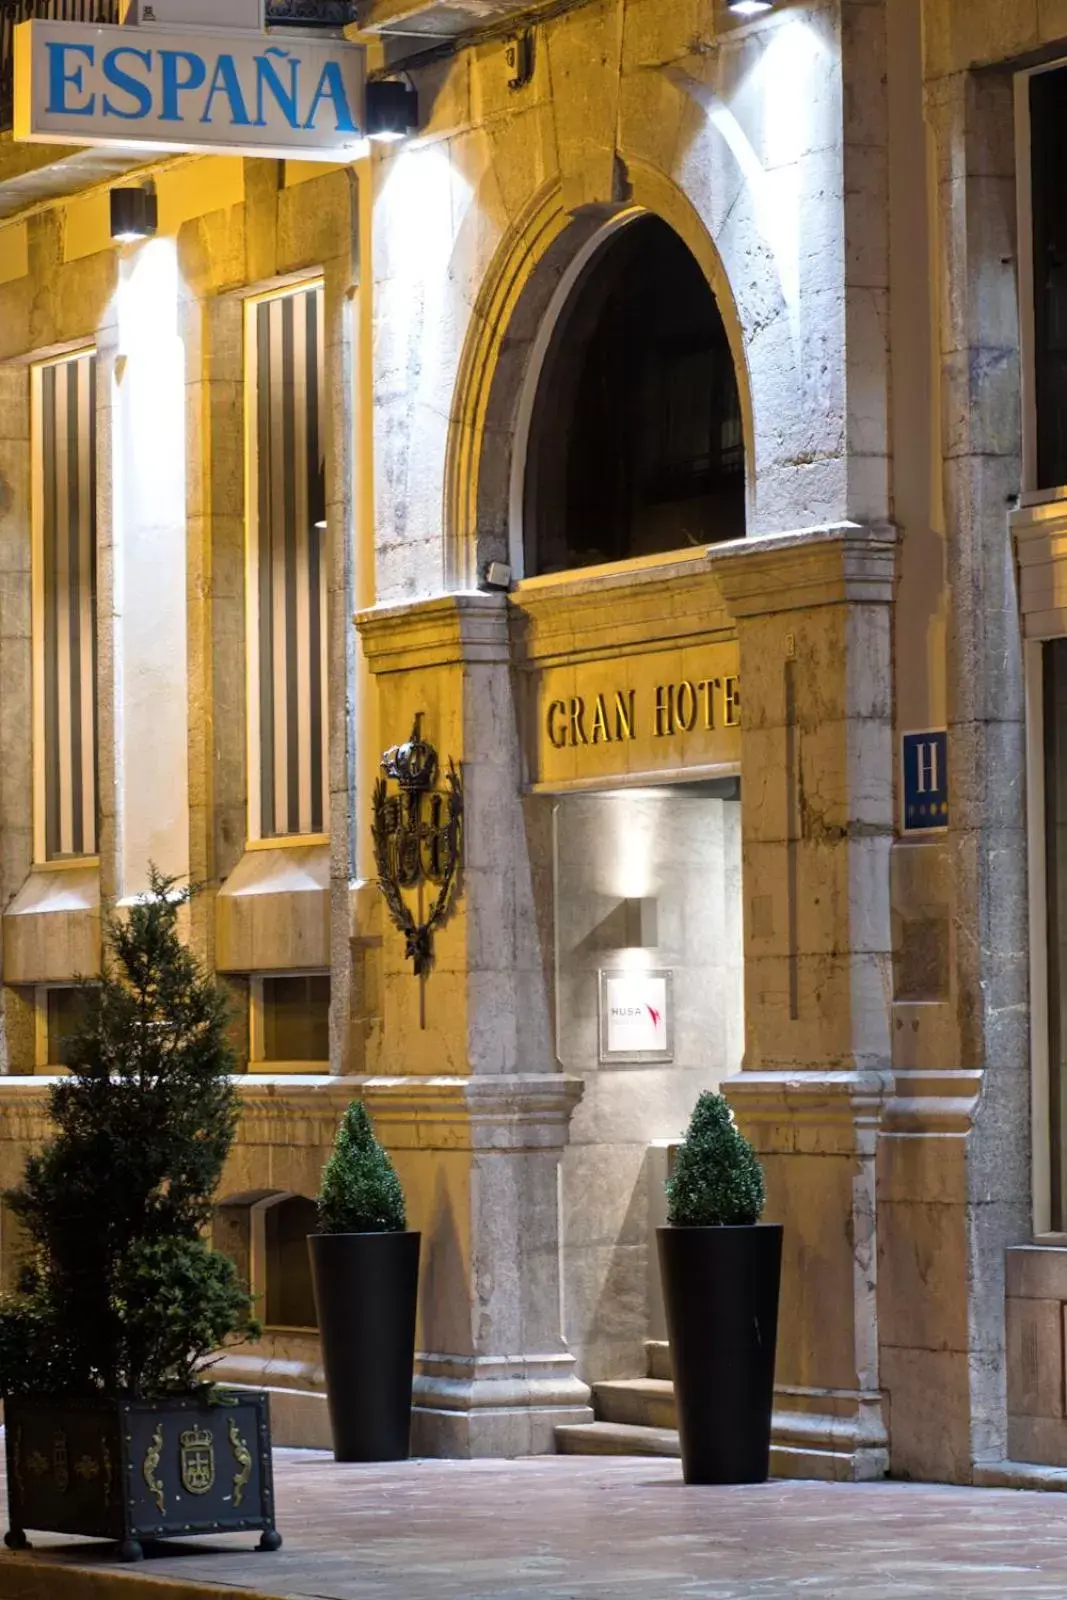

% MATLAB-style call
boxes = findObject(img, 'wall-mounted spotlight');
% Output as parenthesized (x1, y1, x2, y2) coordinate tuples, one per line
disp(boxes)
(366, 79, 419, 144)
(110, 184, 158, 244)
(727, 0, 775, 14)
(481, 560, 512, 592)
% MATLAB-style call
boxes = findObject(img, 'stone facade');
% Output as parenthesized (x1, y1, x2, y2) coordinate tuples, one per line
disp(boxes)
(0, 0, 1061, 1484)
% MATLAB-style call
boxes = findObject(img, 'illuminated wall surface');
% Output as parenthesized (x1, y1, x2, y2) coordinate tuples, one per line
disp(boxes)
(0, 0, 1058, 1487)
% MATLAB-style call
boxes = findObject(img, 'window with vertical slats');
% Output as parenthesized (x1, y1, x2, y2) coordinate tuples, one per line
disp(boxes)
(248, 284, 327, 839)
(33, 352, 98, 861)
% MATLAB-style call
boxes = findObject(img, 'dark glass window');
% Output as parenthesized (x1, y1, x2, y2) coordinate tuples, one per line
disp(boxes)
(1045, 639, 1067, 1227)
(262, 974, 329, 1062)
(46, 986, 92, 1068)
(1031, 68, 1067, 491)
(524, 216, 745, 576)
(264, 1196, 319, 1329)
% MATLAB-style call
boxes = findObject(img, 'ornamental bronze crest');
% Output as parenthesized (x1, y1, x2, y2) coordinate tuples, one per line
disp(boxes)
(372, 717, 463, 978)
(179, 1425, 215, 1496)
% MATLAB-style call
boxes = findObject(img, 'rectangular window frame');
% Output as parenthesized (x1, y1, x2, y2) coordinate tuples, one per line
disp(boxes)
(33, 982, 91, 1076)
(243, 279, 329, 847)
(30, 348, 99, 866)
(248, 970, 330, 1075)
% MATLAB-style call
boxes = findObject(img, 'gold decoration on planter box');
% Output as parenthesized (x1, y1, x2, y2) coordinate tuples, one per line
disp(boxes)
(73, 1455, 100, 1481)
(179, 1425, 215, 1495)
(228, 1418, 252, 1507)
(143, 1424, 165, 1514)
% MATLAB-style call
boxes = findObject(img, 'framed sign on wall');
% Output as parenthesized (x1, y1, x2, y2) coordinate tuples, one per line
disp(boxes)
(598, 969, 673, 1065)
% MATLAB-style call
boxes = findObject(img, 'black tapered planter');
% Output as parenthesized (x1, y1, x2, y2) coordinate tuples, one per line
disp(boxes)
(308, 1230, 420, 1462)
(657, 1223, 782, 1485)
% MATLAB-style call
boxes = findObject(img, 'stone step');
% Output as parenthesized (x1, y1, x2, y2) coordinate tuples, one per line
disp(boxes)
(645, 1339, 672, 1381)
(555, 1421, 681, 1458)
(594, 1377, 677, 1430)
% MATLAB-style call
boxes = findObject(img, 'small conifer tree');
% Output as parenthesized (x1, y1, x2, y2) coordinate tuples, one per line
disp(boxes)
(0, 870, 257, 1398)
(666, 1091, 765, 1227)
(316, 1102, 406, 1234)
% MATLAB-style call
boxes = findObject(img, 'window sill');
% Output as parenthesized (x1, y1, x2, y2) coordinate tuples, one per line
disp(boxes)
(244, 834, 329, 853)
(247, 1060, 330, 1075)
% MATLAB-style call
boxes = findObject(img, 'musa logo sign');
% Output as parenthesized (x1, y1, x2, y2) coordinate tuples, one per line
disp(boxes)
(14, 20, 366, 160)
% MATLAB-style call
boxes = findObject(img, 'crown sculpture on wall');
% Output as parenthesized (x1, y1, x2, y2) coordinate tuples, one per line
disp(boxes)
(371, 715, 464, 978)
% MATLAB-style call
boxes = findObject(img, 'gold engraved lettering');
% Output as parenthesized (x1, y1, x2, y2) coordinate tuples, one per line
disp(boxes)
(546, 700, 568, 750)
(590, 694, 610, 744)
(675, 680, 697, 733)
(723, 675, 741, 728)
(653, 684, 674, 738)
(697, 678, 717, 730)
(614, 689, 635, 741)
(568, 697, 588, 746)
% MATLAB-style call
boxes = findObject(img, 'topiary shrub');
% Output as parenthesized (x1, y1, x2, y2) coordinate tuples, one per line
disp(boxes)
(0, 870, 258, 1398)
(316, 1102, 406, 1234)
(666, 1091, 765, 1227)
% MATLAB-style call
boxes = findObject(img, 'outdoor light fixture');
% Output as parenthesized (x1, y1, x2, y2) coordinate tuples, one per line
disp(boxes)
(727, 0, 775, 14)
(110, 185, 158, 244)
(481, 560, 512, 592)
(365, 79, 419, 143)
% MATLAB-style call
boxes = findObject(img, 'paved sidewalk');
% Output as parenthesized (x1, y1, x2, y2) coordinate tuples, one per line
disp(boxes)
(2, 1451, 1067, 1599)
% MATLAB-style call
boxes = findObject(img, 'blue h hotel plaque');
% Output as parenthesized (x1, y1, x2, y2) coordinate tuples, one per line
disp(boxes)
(902, 731, 948, 834)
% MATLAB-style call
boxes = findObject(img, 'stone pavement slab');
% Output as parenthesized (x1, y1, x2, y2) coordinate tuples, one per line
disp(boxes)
(3, 1451, 1067, 1599)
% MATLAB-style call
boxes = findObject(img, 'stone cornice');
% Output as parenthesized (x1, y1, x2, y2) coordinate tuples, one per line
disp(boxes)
(357, 592, 510, 674)
(362, 1073, 585, 1150)
(724, 1069, 892, 1156)
(509, 556, 734, 667)
(711, 523, 900, 618)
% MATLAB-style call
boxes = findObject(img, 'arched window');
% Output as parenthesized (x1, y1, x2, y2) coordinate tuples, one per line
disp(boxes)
(523, 216, 745, 577)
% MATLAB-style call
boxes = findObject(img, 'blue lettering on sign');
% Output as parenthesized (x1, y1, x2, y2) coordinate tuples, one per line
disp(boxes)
(902, 730, 948, 833)
(200, 54, 252, 127)
(160, 49, 207, 122)
(46, 41, 96, 116)
(102, 48, 153, 120)
(303, 60, 357, 133)
(38, 31, 362, 141)
(254, 47, 299, 128)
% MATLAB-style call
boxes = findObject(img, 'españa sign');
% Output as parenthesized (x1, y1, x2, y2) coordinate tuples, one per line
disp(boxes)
(13, 19, 366, 161)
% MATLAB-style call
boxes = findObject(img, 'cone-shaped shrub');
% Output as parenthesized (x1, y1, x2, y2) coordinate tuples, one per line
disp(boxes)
(0, 870, 257, 1398)
(666, 1091, 765, 1227)
(316, 1102, 406, 1234)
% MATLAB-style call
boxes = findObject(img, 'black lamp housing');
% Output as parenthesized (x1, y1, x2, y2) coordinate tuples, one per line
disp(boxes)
(365, 79, 419, 144)
(110, 185, 158, 244)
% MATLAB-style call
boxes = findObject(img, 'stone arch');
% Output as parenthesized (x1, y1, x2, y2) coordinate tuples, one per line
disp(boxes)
(215, 1188, 318, 1330)
(444, 160, 759, 588)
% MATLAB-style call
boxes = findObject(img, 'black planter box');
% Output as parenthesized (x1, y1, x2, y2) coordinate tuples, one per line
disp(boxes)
(4, 1389, 281, 1562)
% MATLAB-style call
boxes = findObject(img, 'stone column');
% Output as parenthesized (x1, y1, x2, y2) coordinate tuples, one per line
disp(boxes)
(875, 66, 1029, 1483)
(355, 592, 591, 1455)
(715, 524, 897, 1482)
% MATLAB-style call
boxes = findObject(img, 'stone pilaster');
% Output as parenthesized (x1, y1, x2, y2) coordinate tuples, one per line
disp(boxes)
(714, 524, 898, 1482)
(355, 593, 591, 1454)
(877, 64, 1030, 1482)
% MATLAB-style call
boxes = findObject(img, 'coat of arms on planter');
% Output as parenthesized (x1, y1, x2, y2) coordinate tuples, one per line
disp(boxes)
(179, 1426, 215, 1495)
(372, 717, 463, 978)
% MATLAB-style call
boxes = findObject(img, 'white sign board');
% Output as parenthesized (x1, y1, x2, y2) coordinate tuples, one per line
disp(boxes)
(14, 19, 366, 161)
(599, 969, 673, 1064)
